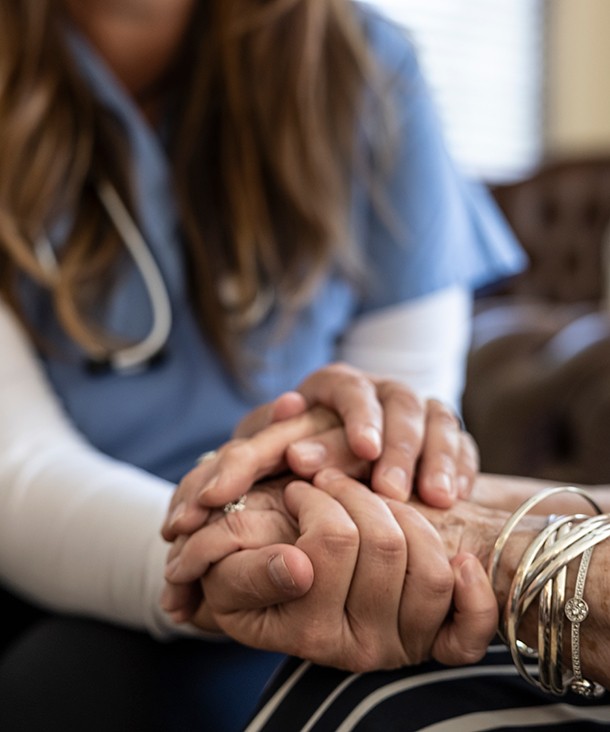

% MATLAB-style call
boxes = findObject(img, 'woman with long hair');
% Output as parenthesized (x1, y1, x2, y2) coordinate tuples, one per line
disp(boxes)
(0, 0, 523, 729)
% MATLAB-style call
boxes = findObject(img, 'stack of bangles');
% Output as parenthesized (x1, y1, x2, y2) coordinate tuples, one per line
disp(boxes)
(487, 486, 610, 698)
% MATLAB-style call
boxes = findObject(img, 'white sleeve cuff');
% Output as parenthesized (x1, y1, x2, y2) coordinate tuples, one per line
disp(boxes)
(338, 285, 472, 412)
(0, 298, 208, 639)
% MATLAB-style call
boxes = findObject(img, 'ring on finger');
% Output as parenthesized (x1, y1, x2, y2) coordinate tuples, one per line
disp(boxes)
(224, 495, 247, 514)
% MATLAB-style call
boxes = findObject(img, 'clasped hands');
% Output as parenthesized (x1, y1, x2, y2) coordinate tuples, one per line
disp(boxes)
(160, 364, 499, 672)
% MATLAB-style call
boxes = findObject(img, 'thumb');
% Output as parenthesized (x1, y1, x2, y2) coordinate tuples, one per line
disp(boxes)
(203, 544, 314, 613)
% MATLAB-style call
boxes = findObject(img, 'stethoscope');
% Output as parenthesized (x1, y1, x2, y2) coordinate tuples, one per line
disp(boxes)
(34, 180, 274, 373)
(35, 181, 172, 373)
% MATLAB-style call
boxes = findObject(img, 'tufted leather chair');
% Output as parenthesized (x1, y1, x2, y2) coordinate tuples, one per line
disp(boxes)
(462, 156, 610, 484)
(491, 156, 610, 304)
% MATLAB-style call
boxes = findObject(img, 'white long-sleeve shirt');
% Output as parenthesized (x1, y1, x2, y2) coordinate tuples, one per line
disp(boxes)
(0, 285, 470, 637)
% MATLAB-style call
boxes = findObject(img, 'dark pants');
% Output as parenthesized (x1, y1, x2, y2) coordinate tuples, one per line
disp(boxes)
(0, 596, 283, 732)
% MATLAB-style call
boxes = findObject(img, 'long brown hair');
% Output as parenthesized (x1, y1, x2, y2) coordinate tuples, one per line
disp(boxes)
(0, 0, 386, 365)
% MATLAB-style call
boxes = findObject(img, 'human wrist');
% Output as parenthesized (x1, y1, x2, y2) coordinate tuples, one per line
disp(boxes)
(492, 518, 545, 613)
(445, 500, 544, 577)
(488, 487, 610, 696)
(463, 509, 546, 651)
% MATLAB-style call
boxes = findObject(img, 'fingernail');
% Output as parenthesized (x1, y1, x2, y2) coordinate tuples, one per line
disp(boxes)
(290, 441, 327, 468)
(168, 609, 189, 624)
(268, 554, 296, 592)
(164, 556, 181, 581)
(458, 556, 480, 585)
(457, 475, 470, 497)
(381, 466, 408, 500)
(198, 474, 219, 499)
(360, 425, 382, 454)
(428, 471, 455, 501)
(169, 502, 186, 528)
(316, 467, 344, 483)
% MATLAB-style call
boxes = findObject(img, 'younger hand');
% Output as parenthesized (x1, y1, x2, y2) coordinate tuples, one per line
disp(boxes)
(162, 364, 478, 542)
(164, 471, 497, 670)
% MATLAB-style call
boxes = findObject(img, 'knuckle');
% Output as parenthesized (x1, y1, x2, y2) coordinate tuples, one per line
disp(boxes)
(327, 361, 357, 378)
(366, 528, 405, 563)
(432, 450, 457, 474)
(427, 397, 459, 420)
(316, 520, 359, 556)
(349, 370, 373, 391)
(392, 437, 420, 463)
(430, 405, 460, 430)
(310, 362, 355, 385)
(384, 385, 424, 415)
(221, 440, 263, 475)
(339, 370, 378, 407)
(220, 439, 249, 463)
(423, 568, 454, 599)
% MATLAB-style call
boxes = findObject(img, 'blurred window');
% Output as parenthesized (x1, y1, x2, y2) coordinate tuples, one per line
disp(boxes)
(369, 0, 545, 182)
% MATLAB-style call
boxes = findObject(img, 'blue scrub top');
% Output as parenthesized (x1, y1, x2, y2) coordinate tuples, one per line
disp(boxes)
(27, 4, 526, 485)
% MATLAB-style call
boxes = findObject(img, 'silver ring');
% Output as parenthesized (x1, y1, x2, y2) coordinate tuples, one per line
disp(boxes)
(223, 495, 247, 514)
(196, 450, 217, 465)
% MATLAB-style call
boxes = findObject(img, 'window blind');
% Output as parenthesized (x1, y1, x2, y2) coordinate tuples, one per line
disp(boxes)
(368, 0, 545, 182)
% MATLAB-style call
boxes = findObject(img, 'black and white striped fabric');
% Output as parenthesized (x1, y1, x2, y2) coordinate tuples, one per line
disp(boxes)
(245, 645, 610, 731)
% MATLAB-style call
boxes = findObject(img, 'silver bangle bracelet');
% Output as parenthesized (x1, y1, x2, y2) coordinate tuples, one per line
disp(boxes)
(487, 486, 603, 595)
(564, 545, 605, 698)
(548, 522, 570, 695)
(490, 486, 608, 698)
(538, 521, 570, 694)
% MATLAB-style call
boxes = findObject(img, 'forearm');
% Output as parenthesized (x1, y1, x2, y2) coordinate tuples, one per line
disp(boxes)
(422, 491, 610, 692)
(472, 473, 610, 514)
(0, 299, 186, 638)
(492, 517, 610, 691)
(460, 498, 610, 687)
(0, 442, 176, 635)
